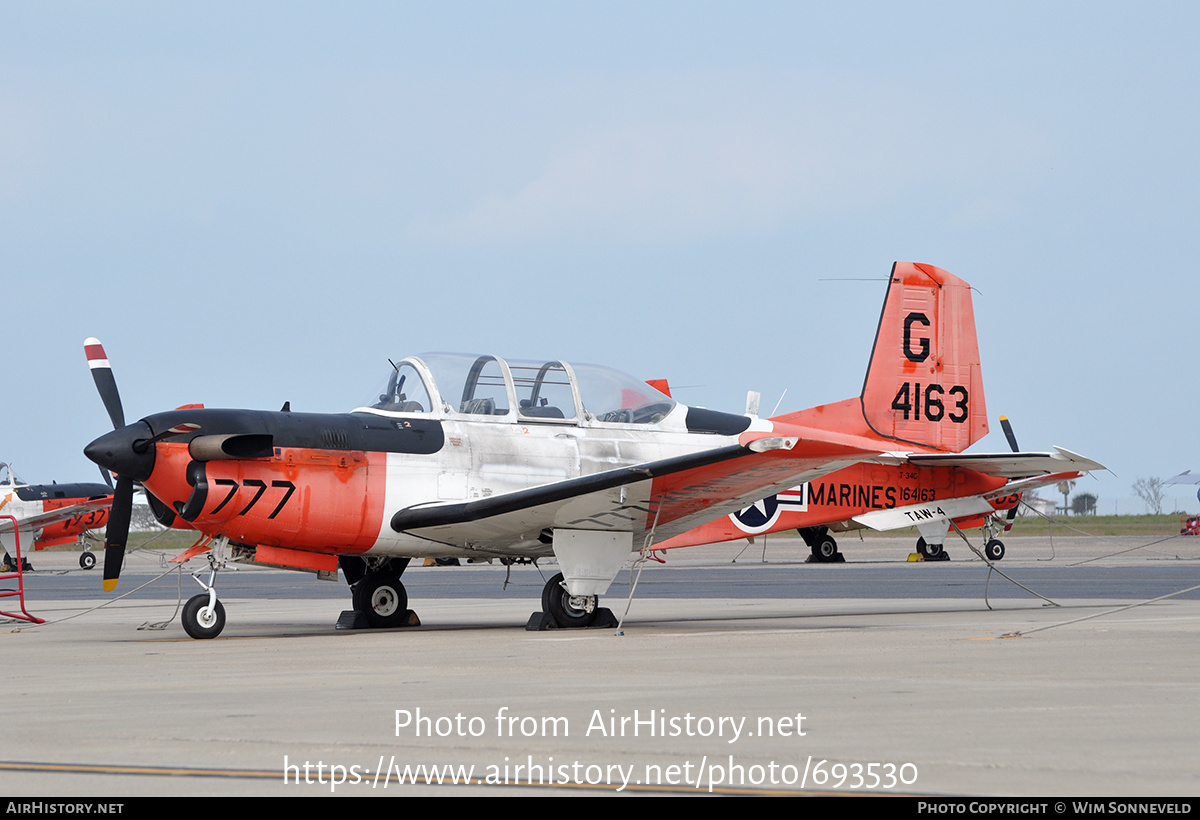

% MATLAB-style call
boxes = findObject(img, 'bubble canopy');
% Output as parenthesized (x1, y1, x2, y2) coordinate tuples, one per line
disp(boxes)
(360, 353, 677, 426)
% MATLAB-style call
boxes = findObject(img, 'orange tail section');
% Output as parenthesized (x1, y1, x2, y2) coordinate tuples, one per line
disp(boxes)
(778, 262, 988, 453)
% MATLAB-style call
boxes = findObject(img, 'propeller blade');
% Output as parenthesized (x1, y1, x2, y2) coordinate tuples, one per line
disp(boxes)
(85, 338, 125, 429)
(999, 417, 1021, 525)
(999, 415, 1020, 453)
(103, 476, 134, 591)
(98, 465, 114, 490)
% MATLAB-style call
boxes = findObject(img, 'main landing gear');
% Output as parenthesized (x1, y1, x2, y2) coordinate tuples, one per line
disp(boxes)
(542, 572, 597, 627)
(79, 550, 96, 570)
(354, 571, 411, 629)
(915, 537, 949, 561)
(339, 556, 417, 630)
(798, 526, 844, 563)
(527, 572, 618, 630)
(0, 552, 32, 572)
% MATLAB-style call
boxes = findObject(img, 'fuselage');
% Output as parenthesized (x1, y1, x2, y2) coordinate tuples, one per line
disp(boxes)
(90, 403, 796, 560)
(86, 354, 834, 563)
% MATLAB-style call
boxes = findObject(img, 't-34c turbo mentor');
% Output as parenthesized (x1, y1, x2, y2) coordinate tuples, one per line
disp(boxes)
(0, 462, 112, 572)
(87, 262, 1020, 639)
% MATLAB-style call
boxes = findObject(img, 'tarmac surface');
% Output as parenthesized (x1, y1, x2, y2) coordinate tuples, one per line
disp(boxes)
(2, 532, 1198, 797)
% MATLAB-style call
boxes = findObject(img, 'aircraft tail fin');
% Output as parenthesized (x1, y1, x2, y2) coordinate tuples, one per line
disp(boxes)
(858, 261, 987, 452)
(778, 262, 988, 453)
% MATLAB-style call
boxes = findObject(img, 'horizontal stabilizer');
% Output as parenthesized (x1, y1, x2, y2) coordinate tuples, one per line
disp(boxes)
(903, 447, 1103, 478)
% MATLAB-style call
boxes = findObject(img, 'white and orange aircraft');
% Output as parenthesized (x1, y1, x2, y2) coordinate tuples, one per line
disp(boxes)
(82, 262, 1087, 639)
(0, 462, 113, 571)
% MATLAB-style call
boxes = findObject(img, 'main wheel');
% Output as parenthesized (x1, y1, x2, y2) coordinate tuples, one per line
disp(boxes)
(916, 537, 945, 560)
(358, 572, 409, 629)
(182, 594, 226, 639)
(984, 539, 1006, 561)
(541, 572, 597, 628)
(811, 537, 839, 562)
(80, 551, 96, 570)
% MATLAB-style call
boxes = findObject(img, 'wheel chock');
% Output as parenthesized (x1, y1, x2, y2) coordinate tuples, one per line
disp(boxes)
(337, 609, 420, 629)
(525, 607, 619, 631)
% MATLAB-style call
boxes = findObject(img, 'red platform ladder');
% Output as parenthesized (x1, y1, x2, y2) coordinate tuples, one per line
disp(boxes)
(1, 514, 45, 624)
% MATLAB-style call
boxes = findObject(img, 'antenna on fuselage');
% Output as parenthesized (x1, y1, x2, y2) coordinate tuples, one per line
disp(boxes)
(769, 388, 788, 417)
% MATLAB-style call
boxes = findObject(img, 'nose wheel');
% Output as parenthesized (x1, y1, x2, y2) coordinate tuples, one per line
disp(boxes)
(179, 542, 230, 639)
(182, 593, 226, 639)
(984, 538, 1006, 561)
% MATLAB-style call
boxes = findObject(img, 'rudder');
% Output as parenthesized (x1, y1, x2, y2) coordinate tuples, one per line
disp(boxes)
(859, 262, 987, 452)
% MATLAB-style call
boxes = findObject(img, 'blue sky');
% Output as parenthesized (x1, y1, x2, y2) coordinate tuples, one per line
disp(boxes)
(4, 2, 1198, 513)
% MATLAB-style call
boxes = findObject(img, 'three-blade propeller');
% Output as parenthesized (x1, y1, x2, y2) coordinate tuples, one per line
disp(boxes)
(85, 338, 132, 592)
(85, 338, 124, 429)
(84, 338, 199, 591)
(998, 415, 1021, 526)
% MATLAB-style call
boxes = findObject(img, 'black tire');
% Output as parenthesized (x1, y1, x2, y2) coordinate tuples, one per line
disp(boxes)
(541, 572, 597, 628)
(358, 572, 409, 628)
(811, 537, 839, 562)
(916, 537, 945, 559)
(80, 551, 97, 570)
(182, 594, 226, 639)
(984, 539, 1006, 561)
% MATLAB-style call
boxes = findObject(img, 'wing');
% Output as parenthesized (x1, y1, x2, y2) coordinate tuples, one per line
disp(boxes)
(0, 497, 113, 533)
(390, 432, 881, 551)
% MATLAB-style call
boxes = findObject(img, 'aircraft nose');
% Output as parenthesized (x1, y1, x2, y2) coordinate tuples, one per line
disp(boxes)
(84, 422, 156, 482)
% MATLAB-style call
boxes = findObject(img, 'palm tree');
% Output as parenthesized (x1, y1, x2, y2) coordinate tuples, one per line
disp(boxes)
(1057, 479, 1076, 515)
